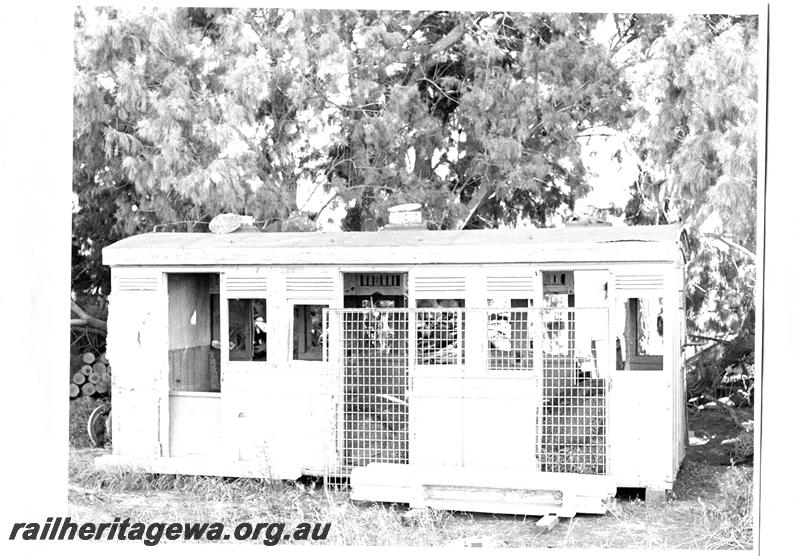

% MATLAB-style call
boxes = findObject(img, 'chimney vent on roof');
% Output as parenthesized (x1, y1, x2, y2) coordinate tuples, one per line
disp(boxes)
(387, 203, 422, 226)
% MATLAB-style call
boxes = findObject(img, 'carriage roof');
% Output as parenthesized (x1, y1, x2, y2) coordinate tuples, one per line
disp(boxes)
(102, 223, 682, 267)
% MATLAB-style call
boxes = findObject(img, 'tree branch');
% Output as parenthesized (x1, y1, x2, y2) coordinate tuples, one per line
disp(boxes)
(458, 181, 493, 230)
(70, 320, 107, 337)
(71, 300, 107, 333)
(402, 21, 467, 87)
(703, 233, 756, 260)
(313, 184, 399, 224)
(688, 334, 732, 345)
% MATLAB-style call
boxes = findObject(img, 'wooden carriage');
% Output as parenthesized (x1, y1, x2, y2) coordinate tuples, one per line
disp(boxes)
(99, 223, 687, 516)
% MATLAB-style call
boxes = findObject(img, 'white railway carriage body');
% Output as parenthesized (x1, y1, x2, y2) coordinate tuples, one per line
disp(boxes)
(100, 224, 687, 516)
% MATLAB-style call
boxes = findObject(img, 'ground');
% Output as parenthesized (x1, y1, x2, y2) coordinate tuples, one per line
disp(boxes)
(67, 404, 753, 549)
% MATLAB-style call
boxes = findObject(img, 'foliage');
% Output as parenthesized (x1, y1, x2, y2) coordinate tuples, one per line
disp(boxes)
(73, 7, 321, 297)
(313, 12, 632, 230)
(73, 8, 632, 293)
(73, 8, 760, 349)
(618, 14, 758, 340)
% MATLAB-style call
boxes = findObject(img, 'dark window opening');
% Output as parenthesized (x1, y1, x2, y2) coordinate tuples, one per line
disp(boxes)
(228, 298, 267, 362)
(293, 304, 327, 361)
(343, 272, 407, 309)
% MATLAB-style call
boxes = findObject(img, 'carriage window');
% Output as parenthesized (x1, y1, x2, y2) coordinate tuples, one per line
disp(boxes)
(415, 299, 464, 365)
(615, 297, 664, 370)
(293, 304, 327, 361)
(228, 298, 267, 362)
(487, 298, 534, 369)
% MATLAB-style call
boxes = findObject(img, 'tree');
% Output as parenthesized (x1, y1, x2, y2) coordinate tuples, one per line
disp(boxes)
(314, 12, 633, 230)
(73, 7, 323, 299)
(615, 14, 759, 395)
(73, 8, 635, 298)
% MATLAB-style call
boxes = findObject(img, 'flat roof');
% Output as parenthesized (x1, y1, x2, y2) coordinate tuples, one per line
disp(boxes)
(102, 224, 682, 267)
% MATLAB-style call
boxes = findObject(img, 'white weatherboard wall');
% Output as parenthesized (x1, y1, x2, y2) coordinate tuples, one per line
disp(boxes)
(108, 268, 166, 458)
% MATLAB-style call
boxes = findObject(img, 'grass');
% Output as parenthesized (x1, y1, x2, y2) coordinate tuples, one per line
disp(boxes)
(69, 396, 105, 449)
(67, 395, 753, 548)
(68, 449, 470, 545)
(698, 465, 754, 549)
(68, 447, 753, 548)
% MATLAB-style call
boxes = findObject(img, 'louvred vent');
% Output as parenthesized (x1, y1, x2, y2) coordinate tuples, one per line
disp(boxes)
(116, 276, 159, 292)
(487, 276, 534, 293)
(286, 276, 335, 294)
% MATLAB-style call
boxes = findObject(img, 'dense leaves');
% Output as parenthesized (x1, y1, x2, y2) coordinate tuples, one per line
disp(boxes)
(73, 8, 634, 293)
(618, 14, 758, 341)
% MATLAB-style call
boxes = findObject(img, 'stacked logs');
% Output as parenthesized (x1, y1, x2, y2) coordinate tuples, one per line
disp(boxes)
(70, 351, 111, 399)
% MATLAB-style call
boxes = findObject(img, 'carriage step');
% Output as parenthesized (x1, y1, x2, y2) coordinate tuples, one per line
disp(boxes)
(351, 463, 614, 517)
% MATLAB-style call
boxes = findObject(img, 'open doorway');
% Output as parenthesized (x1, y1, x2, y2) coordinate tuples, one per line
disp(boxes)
(166, 273, 221, 457)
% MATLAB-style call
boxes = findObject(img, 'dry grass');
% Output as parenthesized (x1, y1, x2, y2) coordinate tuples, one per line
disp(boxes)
(69, 396, 105, 449)
(68, 449, 469, 545)
(698, 465, 753, 549)
(67, 402, 753, 548)
(69, 448, 753, 549)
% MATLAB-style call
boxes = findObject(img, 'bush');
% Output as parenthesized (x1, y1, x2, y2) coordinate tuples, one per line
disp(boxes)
(700, 465, 753, 549)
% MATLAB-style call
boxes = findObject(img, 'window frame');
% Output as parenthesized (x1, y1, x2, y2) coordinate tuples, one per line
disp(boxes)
(290, 302, 329, 363)
(226, 297, 268, 363)
(414, 298, 465, 366)
(616, 295, 665, 371)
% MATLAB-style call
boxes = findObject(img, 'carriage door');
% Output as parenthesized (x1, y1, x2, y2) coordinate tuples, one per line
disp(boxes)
(609, 268, 671, 487)
(166, 273, 222, 458)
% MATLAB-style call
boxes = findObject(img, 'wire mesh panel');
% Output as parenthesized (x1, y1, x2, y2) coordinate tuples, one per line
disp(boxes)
(537, 307, 608, 474)
(334, 309, 410, 473)
(326, 307, 609, 477)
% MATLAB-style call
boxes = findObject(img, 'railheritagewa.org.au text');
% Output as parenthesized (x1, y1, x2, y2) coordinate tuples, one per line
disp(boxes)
(9, 517, 331, 546)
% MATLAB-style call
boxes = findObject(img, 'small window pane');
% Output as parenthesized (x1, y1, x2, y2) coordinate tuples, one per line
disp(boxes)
(293, 305, 327, 361)
(487, 298, 534, 370)
(636, 297, 664, 356)
(615, 297, 663, 370)
(228, 299, 267, 361)
(415, 299, 464, 365)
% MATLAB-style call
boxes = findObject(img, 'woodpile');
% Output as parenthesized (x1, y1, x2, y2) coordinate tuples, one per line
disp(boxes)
(70, 351, 111, 399)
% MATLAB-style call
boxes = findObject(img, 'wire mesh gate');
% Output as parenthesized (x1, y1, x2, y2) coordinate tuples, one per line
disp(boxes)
(323, 307, 609, 477)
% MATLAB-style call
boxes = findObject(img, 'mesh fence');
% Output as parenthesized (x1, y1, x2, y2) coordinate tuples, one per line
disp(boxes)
(325, 307, 609, 476)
